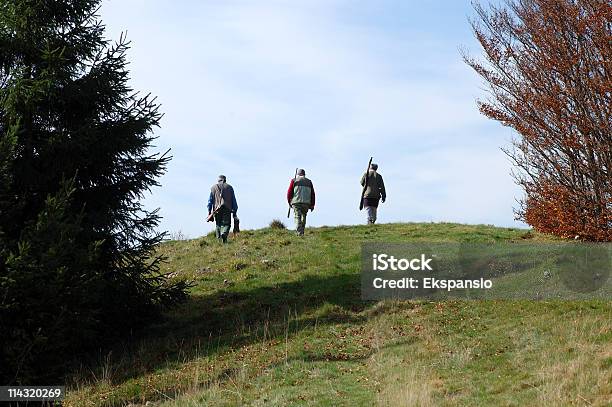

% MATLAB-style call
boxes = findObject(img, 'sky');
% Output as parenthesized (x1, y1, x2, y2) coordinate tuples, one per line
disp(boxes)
(99, 0, 526, 238)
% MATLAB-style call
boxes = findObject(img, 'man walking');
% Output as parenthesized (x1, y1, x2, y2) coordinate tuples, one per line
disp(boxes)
(360, 163, 386, 224)
(207, 175, 238, 243)
(287, 169, 315, 236)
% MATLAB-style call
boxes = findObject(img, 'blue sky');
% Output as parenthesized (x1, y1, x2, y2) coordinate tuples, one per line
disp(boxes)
(99, 0, 525, 237)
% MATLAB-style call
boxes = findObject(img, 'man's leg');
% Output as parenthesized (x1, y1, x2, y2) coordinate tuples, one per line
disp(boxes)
(293, 204, 301, 235)
(294, 204, 306, 236)
(220, 209, 231, 243)
(300, 208, 308, 236)
(365, 206, 373, 224)
(215, 215, 223, 239)
(215, 208, 232, 243)
(370, 206, 377, 224)
(297, 209, 305, 236)
(220, 225, 230, 243)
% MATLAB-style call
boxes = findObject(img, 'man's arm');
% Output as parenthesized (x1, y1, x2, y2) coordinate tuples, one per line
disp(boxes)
(287, 179, 295, 204)
(230, 187, 238, 214)
(360, 173, 366, 187)
(207, 191, 214, 213)
(310, 183, 315, 210)
(379, 175, 386, 202)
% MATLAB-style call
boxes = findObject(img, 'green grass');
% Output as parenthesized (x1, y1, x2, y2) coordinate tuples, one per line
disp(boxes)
(64, 223, 611, 406)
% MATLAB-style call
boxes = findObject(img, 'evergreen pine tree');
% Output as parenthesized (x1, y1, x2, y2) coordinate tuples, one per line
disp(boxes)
(0, 0, 187, 383)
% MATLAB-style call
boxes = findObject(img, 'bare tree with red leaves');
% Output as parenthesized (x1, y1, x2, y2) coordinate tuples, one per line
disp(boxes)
(464, 0, 611, 241)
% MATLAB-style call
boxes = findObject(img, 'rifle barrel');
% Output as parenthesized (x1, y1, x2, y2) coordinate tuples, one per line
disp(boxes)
(359, 157, 373, 210)
(287, 167, 298, 218)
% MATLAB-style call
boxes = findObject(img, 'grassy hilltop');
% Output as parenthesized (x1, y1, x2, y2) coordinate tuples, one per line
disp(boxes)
(65, 223, 611, 406)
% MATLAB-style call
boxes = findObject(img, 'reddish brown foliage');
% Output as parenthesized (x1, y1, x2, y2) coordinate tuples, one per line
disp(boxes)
(523, 180, 611, 240)
(465, 0, 611, 241)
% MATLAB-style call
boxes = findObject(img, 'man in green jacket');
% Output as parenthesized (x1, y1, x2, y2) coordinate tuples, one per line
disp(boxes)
(360, 163, 386, 224)
(287, 169, 315, 236)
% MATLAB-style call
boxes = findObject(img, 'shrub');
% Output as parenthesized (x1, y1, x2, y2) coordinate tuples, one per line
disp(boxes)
(269, 219, 287, 230)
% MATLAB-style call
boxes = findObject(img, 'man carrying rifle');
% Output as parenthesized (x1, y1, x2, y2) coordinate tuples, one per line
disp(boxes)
(287, 169, 315, 236)
(360, 163, 386, 224)
(207, 175, 238, 243)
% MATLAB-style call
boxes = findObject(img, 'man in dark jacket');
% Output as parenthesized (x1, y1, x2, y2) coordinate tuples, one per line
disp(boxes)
(287, 169, 315, 236)
(360, 163, 386, 224)
(207, 175, 238, 243)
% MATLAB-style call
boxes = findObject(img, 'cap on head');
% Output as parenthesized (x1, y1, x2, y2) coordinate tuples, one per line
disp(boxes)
(370, 163, 378, 171)
(218, 174, 227, 182)
(297, 169, 306, 176)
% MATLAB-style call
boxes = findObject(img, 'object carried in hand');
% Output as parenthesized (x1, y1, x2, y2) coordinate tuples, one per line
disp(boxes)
(233, 215, 240, 234)
(359, 157, 373, 210)
(207, 206, 220, 222)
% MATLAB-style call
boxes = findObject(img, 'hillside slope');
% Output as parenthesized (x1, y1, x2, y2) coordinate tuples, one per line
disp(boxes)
(65, 223, 611, 406)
